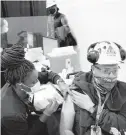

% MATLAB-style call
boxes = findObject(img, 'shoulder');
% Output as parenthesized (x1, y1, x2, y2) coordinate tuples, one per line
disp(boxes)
(38, 70, 48, 83)
(74, 71, 86, 77)
(72, 71, 93, 94)
(117, 80, 126, 87)
(1, 85, 27, 118)
(74, 71, 92, 82)
(117, 80, 126, 96)
(55, 12, 64, 19)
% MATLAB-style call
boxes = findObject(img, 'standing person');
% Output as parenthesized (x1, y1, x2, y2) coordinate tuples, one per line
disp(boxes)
(1, 44, 68, 135)
(47, 1, 77, 47)
(60, 41, 126, 135)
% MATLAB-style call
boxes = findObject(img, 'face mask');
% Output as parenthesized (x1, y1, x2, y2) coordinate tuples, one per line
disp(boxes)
(49, 8, 56, 15)
(94, 76, 117, 91)
(30, 80, 41, 93)
(19, 80, 41, 93)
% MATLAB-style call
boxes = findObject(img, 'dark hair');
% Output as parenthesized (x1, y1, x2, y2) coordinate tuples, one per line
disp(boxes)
(1, 44, 35, 85)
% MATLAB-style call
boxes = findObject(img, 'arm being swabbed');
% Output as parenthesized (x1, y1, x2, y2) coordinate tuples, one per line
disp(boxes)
(60, 95, 75, 135)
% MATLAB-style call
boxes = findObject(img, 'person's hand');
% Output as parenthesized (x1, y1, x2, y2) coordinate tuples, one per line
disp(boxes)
(43, 98, 59, 116)
(70, 90, 95, 112)
(58, 81, 69, 98)
(110, 127, 121, 135)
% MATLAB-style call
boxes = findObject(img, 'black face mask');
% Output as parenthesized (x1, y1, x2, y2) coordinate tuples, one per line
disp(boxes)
(49, 8, 56, 15)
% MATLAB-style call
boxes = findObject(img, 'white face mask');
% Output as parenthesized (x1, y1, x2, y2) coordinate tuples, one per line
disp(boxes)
(19, 80, 41, 93)
(31, 80, 41, 93)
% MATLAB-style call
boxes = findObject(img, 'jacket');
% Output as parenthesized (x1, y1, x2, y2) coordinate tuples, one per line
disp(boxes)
(1, 70, 61, 135)
(73, 71, 126, 135)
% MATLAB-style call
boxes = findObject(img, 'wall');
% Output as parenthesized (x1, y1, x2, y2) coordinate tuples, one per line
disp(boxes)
(57, 0, 126, 81)
(6, 16, 47, 44)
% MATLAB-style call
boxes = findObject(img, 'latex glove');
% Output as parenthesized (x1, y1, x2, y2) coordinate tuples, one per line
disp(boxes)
(110, 127, 121, 135)
(70, 90, 95, 112)
(43, 98, 59, 116)
(58, 81, 69, 98)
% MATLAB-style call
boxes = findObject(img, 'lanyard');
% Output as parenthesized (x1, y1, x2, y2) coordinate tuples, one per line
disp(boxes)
(95, 89, 110, 126)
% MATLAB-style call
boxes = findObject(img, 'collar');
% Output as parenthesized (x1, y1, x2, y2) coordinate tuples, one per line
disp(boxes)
(11, 85, 29, 101)
(11, 85, 35, 113)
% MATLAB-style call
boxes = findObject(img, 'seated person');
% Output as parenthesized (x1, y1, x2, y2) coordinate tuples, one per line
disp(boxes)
(1, 44, 68, 135)
(60, 41, 126, 135)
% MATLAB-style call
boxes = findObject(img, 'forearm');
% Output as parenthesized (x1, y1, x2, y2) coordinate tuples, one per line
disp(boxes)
(48, 71, 63, 84)
(38, 70, 63, 84)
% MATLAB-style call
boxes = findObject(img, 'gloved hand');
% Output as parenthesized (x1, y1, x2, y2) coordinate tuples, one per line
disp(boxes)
(43, 98, 59, 116)
(58, 81, 69, 98)
(70, 90, 95, 112)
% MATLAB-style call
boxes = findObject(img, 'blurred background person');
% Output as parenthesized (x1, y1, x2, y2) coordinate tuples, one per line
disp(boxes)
(46, 0, 77, 47)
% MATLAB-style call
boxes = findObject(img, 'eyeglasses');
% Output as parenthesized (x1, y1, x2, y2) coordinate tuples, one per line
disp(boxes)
(94, 65, 120, 76)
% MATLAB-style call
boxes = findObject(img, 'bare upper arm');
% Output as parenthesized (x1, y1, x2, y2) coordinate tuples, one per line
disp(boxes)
(60, 95, 75, 131)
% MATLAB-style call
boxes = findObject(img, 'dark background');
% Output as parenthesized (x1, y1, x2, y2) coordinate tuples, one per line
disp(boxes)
(1, 1, 46, 17)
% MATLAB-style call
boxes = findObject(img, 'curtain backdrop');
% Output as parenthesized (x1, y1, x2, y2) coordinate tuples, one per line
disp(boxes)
(1, 1, 46, 17)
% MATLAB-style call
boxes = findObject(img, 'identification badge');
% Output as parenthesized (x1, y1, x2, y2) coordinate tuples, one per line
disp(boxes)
(91, 125, 102, 135)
